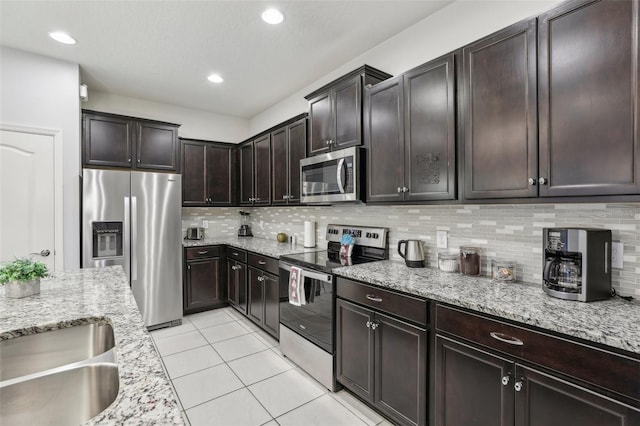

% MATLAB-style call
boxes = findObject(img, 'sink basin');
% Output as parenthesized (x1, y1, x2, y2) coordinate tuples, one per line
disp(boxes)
(0, 364, 120, 426)
(0, 322, 115, 381)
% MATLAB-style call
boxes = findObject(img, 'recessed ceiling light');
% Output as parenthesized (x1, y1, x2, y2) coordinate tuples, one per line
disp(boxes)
(207, 73, 224, 83)
(48, 31, 76, 45)
(262, 8, 284, 25)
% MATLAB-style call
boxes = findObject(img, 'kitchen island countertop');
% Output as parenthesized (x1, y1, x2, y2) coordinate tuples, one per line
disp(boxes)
(0, 266, 184, 425)
(333, 260, 640, 355)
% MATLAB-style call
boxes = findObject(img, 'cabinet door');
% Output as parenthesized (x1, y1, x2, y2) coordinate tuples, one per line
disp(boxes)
(515, 364, 640, 426)
(185, 257, 222, 314)
(227, 259, 238, 306)
(254, 134, 271, 206)
(286, 118, 307, 204)
(136, 121, 178, 171)
(271, 127, 288, 205)
(83, 113, 133, 168)
(462, 19, 538, 199)
(262, 271, 280, 339)
(182, 141, 207, 206)
(404, 53, 457, 201)
(435, 335, 514, 426)
(308, 92, 333, 156)
(239, 142, 254, 205)
(334, 76, 362, 149)
(538, 0, 640, 196)
(247, 266, 264, 326)
(365, 77, 405, 203)
(374, 313, 427, 426)
(336, 299, 375, 402)
(206, 144, 235, 206)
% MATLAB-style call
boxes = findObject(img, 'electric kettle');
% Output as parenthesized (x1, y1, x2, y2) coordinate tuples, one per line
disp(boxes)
(398, 240, 425, 268)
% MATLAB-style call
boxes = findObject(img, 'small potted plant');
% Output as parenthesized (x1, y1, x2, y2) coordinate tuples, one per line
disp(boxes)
(0, 257, 49, 298)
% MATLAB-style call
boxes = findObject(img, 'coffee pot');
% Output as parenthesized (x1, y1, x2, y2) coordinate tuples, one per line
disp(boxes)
(398, 240, 425, 268)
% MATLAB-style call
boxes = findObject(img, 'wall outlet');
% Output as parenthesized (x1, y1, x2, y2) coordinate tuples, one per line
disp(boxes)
(611, 242, 623, 269)
(202, 220, 209, 229)
(437, 231, 448, 249)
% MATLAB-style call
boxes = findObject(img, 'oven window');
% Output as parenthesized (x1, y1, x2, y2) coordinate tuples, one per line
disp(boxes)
(301, 156, 354, 196)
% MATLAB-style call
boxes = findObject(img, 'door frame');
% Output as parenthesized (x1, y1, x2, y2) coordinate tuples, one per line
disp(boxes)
(1, 123, 64, 270)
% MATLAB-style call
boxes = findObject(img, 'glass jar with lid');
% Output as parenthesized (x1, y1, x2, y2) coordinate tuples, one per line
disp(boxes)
(459, 246, 481, 276)
(492, 259, 516, 282)
(438, 253, 459, 273)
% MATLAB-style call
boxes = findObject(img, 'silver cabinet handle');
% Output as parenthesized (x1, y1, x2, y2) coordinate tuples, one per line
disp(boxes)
(137, 159, 141, 163)
(538, 177, 547, 185)
(198, 251, 208, 255)
(366, 320, 372, 328)
(490, 332, 524, 346)
(514, 381, 523, 392)
(258, 260, 266, 265)
(397, 187, 402, 193)
(501, 375, 510, 386)
(30, 249, 51, 257)
(128, 158, 131, 163)
(403, 187, 409, 193)
(528, 178, 536, 186)
(371, 321, 379, 330)
(257, 276, 264, 282)
(366, 294, 382, 303)
(254, 197, 260, 201)
(283, 195, 288, 199)
(233, 252, 239, 256)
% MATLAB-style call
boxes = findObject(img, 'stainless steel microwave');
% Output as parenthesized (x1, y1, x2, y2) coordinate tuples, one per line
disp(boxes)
(300, 147, 363, 204)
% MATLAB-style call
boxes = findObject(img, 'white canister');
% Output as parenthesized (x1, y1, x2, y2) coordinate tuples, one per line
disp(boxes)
(304, 221, 316, 248)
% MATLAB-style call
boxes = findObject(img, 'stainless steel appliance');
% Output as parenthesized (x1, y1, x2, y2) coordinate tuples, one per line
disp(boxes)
(398, 239, 425, 268)
(238, 211, 253, 237)
(186, 227, 205, 240)
(300, 147, 363, 204)
(82, 169, 182, 329)
(278, 224, 388, 390)
(542, 228, 612, 302)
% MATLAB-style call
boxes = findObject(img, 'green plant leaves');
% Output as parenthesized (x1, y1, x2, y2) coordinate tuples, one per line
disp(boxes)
(0, 258, 49, 284)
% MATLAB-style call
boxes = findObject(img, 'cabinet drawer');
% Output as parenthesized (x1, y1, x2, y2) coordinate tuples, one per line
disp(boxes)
(247, 253, 279, 275)
(435, 304, 640, 402)
(185, 245, 223, 260)
(336, 278, 428, 326)
(226, 247, 247, 263)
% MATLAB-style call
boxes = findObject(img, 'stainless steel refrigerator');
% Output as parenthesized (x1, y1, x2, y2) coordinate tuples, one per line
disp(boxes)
(82, 169, 182, 329)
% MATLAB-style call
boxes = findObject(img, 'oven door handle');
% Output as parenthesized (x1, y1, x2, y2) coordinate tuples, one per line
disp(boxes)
(336, 158, 346, 194)
(279, 261, 333, 283)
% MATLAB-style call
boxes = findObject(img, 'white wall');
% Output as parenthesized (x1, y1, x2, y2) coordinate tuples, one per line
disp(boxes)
(0, 46, 81, 269)
(84, 91, 250, 143)
(249, 0, 562, 134)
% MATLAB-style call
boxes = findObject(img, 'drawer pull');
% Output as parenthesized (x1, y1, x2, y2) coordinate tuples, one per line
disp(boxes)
(366, 294, 383, 303)
(258, 260, 267, 265)
(197, 250, 208, 255)
(233, 252, 239, 256)
(490, 332, 524, 346)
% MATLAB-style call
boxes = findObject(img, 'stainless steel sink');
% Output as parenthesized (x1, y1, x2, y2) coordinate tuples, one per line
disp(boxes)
(0, 322, 115, 381)
(0, 364, 120, 426)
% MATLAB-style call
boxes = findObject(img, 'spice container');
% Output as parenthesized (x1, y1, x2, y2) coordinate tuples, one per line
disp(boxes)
(459, 246, 481, 276)
(438, 253, 459, 273)
(492, 259, 516, 282)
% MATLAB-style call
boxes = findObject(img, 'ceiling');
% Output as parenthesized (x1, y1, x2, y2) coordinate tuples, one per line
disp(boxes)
(0, 1, 452, 119)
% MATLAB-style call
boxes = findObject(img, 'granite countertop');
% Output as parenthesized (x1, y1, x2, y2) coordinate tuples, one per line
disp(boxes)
(333, 260, 640, 355)
(0, 266, 184, 425)
(183, 236, 324, 257)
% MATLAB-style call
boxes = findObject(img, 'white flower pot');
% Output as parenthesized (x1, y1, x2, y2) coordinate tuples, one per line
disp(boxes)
(4, 279, 40, 298)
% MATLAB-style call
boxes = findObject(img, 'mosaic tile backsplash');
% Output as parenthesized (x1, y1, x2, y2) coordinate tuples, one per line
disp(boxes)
(183, 203, 640, 297)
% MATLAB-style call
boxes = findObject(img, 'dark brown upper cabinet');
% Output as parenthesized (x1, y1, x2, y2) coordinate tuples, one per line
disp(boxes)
(306, 65, 391, 156)
(366, 53, 457, 203)
(82, 110, 179, 172)
(271, 116, 307, 205)
(460, 18, 538, 200)
(253, 134, 271, 206)
(181, 139, 236, 207)
(239, 141, 254, 206)
(538, 0, 640, 196)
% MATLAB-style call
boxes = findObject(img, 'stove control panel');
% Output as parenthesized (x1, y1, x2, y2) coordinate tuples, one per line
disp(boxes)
(326, 224, 388, 249)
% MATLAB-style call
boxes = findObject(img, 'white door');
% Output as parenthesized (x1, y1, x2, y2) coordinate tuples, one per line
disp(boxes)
(0, 130, 55, 270)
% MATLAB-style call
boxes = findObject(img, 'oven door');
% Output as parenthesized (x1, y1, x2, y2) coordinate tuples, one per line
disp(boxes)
(300, 147, 361, 204)
(279, 261, 334, 353)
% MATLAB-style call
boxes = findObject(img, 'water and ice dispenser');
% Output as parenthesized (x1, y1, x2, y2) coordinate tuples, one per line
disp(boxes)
(92, 222, 123, 259)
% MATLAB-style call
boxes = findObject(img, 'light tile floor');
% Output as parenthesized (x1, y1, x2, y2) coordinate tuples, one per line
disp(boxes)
(150, 307, 395, 426)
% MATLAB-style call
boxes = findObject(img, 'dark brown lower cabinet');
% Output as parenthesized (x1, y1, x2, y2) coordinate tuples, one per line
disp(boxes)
(247, 266, 279, 339)
(337, 299, 427, 426)
(184, 246, 225, 315)
(435, 335, 640, 426)
(226, 259, 247, 315)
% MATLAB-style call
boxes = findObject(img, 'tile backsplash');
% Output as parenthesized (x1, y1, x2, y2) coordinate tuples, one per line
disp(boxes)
(183, 203, 640, 297)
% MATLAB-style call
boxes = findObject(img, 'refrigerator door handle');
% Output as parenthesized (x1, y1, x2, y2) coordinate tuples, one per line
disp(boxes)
(124, 196, 131, 282)
(131, 196, 138, 281)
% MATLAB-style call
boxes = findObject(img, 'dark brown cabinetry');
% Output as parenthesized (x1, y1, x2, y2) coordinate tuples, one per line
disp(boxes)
(181, 139, 235, 206)
(366, 53, 456, 203)
(306, 66, 391, 156)
(240, 135, 271, 206)
(226, 247, 247, 315)
(538, 0, 640, 196)
(460, 18, 538, 200)
(247, 253, 280, 339)
(271, 117, 307, 205)
(183, 246, 226, 315)
(239, 142, 254, 206)
(82, 110, 179, 172)
(336, 278, 428, 426)
(434, 304, 640, 426)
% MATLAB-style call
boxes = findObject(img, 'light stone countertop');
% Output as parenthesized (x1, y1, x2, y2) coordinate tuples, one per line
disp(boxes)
(183, 236, 324, 257)
(0, 266, 184, 425)
(333, 260, 640, 355)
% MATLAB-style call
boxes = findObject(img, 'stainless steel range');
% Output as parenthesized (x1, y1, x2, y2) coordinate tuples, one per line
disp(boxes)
(278, 224, 389, 391)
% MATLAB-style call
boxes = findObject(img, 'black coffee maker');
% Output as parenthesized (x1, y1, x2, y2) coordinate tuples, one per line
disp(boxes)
(542, 228, 611, 302)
